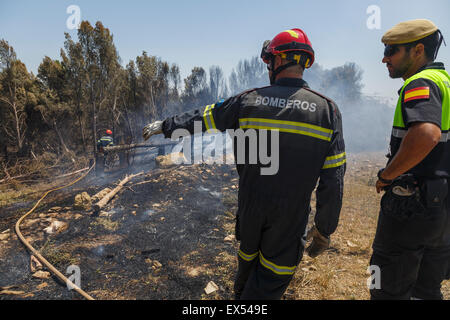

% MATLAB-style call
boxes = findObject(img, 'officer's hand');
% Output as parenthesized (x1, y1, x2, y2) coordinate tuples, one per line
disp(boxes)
(143, 121, 163, 141)
(376, 179, 390, 194)
(305, 225, 330, 258)
(376, 169, 393, 193)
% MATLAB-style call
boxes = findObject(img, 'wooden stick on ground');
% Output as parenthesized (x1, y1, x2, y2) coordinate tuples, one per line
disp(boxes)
(92, 172, 143, 213)
(54, 167, 89, 179)
(0, 167, 89, 184)
(0, 173, 28, 184)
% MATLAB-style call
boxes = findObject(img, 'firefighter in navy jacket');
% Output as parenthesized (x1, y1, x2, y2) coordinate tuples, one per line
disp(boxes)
(142, 28, 346, 299)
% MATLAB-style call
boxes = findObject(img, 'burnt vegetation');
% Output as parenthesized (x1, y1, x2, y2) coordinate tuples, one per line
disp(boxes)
(1, 20, 393, 180)
(0, 20, 448, 300)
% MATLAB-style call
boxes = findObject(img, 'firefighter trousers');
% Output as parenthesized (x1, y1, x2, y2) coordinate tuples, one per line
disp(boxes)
(233, 193, 308, 300)
(370, 193, 450, 300)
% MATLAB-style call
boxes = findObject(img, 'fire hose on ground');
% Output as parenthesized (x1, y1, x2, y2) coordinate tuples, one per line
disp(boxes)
(14, 161, 96, 300)
(13, 141, 174, 300)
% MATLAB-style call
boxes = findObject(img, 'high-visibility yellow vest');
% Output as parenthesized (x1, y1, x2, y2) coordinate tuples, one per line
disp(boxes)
(393, 68, 450, 135)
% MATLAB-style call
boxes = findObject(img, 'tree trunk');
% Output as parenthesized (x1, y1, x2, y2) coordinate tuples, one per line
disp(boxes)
(92, 97, 97, 158)
(78, 114, 86, 153)
(12, 101, 23, 151)
(53, 120, 70, 154)
(2, 145, 8, 164)
(77, 99, 87, 153)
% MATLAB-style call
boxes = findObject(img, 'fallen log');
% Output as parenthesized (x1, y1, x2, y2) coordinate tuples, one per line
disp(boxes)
(93, 172, 143, 213)
(103, 141, 178, 153)
(104, 143, 155, 153)
(54, 167, 89, 179)
(0, 164, 86, 184)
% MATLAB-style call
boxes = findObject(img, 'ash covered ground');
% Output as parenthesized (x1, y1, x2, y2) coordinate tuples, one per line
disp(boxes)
(0, 158, 240, 300)
(1, 152, 449, 300)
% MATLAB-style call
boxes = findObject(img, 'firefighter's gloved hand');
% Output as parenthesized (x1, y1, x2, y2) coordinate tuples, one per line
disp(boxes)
(305, 225, 330, 258)
(143, 121, 163, 141)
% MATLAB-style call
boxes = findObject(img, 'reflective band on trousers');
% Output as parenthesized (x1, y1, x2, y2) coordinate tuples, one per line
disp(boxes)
(238, 250, 297, 275)
(322, 152, 346, 169)
(203, 104, 217, 131)
(238, 249, 258, 262)
(259, 252, 296, 276)
(392, 127, 450, 142)
(239, 118, 333, 142)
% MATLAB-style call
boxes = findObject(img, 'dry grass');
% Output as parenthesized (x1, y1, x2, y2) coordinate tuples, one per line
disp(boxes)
(90, 218, 120, 232)
(40, 240, 78, 268)
(0, 183, 39, 207)
(0, 154, 90, 207)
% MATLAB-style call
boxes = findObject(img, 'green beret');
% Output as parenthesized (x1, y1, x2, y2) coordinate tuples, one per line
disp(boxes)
(382, 19, 438, 45)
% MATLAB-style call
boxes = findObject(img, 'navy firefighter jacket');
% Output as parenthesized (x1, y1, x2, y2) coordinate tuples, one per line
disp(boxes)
(161, 78, 346, 237)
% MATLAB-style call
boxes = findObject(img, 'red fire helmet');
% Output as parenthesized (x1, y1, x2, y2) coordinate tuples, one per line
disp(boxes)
(106, 129, 113, 135)
(261, 28, 315, 68)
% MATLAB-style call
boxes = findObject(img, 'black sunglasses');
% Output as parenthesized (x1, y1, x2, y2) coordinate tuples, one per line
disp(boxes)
(384, 44, 399, 57)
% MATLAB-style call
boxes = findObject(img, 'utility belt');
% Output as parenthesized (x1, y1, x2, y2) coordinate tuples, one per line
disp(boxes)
(381, 174, 448, 221)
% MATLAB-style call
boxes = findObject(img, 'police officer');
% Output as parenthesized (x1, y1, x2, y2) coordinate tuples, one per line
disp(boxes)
(372, 19, 450, 299)
(142, 28, 346, 300)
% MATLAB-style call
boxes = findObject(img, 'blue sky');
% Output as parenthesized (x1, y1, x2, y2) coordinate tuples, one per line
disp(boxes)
(0, 0, 449, 102)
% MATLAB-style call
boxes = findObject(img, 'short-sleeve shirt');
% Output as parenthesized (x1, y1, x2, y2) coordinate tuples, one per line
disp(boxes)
(388, 62, 450, 179)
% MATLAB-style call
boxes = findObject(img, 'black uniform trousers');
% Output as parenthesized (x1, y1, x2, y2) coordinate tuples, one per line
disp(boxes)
(233, 192, 308, 300)
(370, 188, 450, 300)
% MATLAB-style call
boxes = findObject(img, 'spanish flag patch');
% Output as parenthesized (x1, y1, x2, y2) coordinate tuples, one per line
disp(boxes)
(404, 86, 430, 103)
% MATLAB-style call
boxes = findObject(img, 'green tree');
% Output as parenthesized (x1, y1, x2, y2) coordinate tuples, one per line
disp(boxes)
(36, 56, 73, 155)
(61, 36, 88, 151)
(0, 39, 34, 155)
(63, 21, 122, 155)
(136, 51, 172, 120)
(182, 67, 209, 109)
(318, 62, 364, 102)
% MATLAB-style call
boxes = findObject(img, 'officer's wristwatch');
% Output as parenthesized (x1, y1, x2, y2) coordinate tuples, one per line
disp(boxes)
(377, 169, 393, 184)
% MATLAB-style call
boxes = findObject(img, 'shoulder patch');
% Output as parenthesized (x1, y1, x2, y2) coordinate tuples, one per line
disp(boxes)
(215, 98, 225, 108)
(404, 86, 430, 103)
